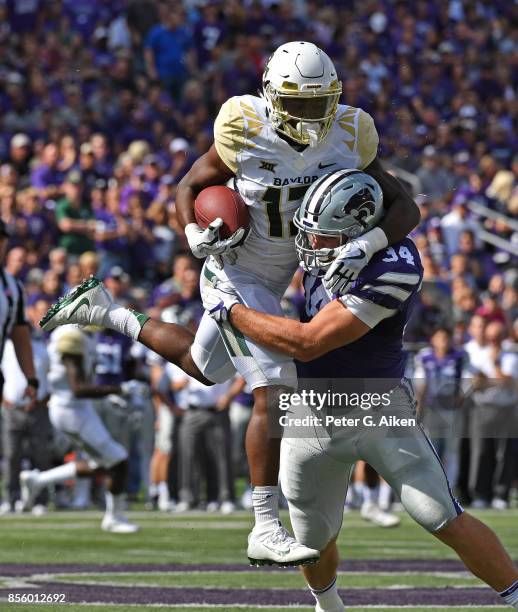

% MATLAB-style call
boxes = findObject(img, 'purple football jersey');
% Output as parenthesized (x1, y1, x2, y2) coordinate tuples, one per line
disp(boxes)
(94, 330, 133, 385)
(298, 238, 423, 379)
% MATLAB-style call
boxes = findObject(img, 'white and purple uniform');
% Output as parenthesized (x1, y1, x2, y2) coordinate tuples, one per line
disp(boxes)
(280, 238, 464, 551)
(94, 330, 135, 452)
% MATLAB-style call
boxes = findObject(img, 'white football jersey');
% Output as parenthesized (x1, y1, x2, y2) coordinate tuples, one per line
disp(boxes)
(214, 94, 379, 288)
(48, 325, 95, 409)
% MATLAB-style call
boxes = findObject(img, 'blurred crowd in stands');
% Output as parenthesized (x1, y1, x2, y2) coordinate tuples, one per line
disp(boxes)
(0, 0, 516, 513)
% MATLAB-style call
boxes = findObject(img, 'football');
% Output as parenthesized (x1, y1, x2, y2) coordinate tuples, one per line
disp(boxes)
(194, 185, 249, 239)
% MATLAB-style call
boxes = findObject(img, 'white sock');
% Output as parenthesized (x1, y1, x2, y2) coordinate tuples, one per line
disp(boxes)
(352, 481, 365, 504)
(105, 491, 115, 516)
(499, 579, 518, 607)
(149, 483, 158, 498)
(363, 484, 377, 506)
(252, 486, 279, 529)
(158, 481, 170, 501)
(105, 492, 125, 517)
(37, 462, 77, 486)
(310, 576, 344, 611)
(115, 493, 126, 513)
(378, 481, 392, 511)
(103, 304, 149, 340)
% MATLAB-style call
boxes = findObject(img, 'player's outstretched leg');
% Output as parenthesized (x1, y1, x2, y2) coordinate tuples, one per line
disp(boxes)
(40, 279, 318, 563)
(40, 277, 210, 383)
(301, 540, 345, 612)
(434, 512, 518, 609)
(246, 387, 320, 567)
(21, 459, 139, 533)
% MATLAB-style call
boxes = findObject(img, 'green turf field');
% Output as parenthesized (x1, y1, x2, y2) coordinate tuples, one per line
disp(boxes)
(0, 509, 515, 611)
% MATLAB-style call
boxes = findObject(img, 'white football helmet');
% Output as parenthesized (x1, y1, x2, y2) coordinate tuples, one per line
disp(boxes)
(294, 169, 384, 275)
(262, 41, 342, 147)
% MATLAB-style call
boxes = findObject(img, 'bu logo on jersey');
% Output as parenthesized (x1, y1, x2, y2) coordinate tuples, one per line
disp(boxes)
(259, 161, 277, 173)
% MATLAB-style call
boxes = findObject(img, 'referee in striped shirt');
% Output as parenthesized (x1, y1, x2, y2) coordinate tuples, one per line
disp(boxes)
(0, 220, 38, 405)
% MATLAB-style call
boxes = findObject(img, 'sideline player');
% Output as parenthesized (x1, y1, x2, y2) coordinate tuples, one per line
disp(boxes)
(40, 41, 420, 565)
(20, 325, 139, 533)
(200, 171, 518, 611)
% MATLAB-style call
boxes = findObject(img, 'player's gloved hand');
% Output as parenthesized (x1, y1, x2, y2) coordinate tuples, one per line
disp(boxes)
(323, 227, 388, 297)
(185, 219, 247, 269)
(201, 279, 240, 324)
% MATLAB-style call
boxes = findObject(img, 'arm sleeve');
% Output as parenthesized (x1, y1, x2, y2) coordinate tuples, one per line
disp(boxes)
(213, 98, 245, 174)
(348, 265, 422, 311)
(357, 110, 379, 169)
(339, 293, 396, 328)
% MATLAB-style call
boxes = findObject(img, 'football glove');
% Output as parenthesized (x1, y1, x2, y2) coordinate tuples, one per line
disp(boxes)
(201, 279, 240, 324)
(323, 228, 388, 297)
(185, 219, 246, 269)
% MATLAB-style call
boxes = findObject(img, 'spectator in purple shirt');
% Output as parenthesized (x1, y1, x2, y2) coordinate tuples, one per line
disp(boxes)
(7, 0, 40, 33)
(30, 144, 64, 200)
(95, 187, 130, 278)
(90, 133, 114, 180)
(193, 1, 227, 67)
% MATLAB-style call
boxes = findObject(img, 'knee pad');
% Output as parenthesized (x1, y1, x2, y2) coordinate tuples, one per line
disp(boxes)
(397, 462, 462, 532)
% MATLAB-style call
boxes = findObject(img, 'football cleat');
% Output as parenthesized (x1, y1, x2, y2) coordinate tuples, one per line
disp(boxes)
(220, 501, 236, 515)
(20, 470, 42, 511)
(174, 501, 191, 513)
(32, 504, 48, 517)
(158, 497, 174, 512)
(0, 502, 12, 516)
(247, 521, 320, 567)
(40, 277, 113, 332)
(491, 498, 508, 511)
(101, 514, 139, 534)
(361, 502, 401, 528)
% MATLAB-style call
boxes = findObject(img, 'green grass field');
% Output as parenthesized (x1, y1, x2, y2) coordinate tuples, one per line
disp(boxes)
(0, 509, 515, 611)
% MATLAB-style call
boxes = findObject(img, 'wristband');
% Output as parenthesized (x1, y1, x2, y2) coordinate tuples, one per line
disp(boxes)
(27, 377, 39, 389)
(359, 227, 388, 257)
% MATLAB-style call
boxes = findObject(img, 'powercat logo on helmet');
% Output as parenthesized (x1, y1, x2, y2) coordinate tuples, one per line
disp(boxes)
(337, 188, 377, 229)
